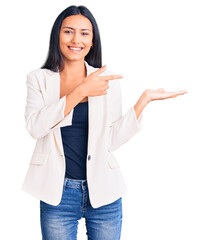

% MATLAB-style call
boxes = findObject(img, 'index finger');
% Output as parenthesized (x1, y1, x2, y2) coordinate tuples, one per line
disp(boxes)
(100, 75, 124, 81)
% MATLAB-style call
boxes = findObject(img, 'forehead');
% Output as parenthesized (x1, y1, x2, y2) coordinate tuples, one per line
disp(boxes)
(61, 15, 92, 30)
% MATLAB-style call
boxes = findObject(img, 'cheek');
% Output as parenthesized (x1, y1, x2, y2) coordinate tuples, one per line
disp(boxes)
(59, 39, 68, 55)
(59, 40, 65, 52)
(60, 36, 68, 45)
(84, 39, 93, 47)
(59, 33, 71, 44)
(83, 35, 93, 44)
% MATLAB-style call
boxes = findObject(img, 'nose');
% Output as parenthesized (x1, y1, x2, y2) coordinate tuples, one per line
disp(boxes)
(71, 32, 80, 44)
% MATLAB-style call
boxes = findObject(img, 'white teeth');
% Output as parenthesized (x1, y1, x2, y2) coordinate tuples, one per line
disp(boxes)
(69, 47, 82, 50)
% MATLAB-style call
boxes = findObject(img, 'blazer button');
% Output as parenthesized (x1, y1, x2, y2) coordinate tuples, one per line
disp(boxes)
(88, 155, 91, 161)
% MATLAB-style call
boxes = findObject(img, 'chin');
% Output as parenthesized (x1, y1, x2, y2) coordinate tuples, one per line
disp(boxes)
(63, 55, 82, 61)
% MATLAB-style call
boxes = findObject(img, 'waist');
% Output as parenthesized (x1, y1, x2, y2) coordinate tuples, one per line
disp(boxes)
(63, 178, 87, 189)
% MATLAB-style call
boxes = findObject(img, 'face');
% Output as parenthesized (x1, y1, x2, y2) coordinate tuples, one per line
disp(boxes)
(59, 14, 93, 63)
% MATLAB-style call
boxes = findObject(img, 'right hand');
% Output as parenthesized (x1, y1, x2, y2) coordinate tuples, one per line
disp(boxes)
(81, 65, 123, 97)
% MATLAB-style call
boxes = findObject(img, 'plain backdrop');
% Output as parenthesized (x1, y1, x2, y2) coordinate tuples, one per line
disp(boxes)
(0, 0, 208, 239)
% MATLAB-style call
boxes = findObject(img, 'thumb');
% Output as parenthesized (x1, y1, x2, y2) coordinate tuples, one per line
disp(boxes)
(156, 88, 165, 92)
(92, 65, 107, 76)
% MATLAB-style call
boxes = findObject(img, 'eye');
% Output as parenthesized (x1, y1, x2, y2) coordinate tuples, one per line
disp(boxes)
(64, 30, 73, 34)
(81, 32, 89, 36)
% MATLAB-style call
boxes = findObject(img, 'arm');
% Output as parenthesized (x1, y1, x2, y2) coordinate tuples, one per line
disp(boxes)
(50, 85, 85, 128)
(108, 75, 146, 152)
(107, 79, 187, 151)
(24, 71, 84, 139)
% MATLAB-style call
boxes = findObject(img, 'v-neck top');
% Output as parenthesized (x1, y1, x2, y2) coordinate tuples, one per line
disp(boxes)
(60, 101, 88, 180)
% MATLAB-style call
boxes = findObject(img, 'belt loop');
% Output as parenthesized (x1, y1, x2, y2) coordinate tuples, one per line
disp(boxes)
(63, 178, 67, 191)
(81, 180, 87, 190)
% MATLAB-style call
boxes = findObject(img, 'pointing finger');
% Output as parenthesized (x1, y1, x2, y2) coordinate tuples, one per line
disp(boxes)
(100, 75, 124, 81)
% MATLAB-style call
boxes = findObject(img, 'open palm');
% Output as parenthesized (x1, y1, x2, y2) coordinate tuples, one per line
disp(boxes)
(145, 88, 187, 102)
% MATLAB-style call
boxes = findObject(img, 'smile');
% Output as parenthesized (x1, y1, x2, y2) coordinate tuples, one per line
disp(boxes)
(68, 46, 84, 53)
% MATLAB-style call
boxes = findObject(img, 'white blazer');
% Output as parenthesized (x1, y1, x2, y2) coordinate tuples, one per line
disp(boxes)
(22, 60, 143, 208)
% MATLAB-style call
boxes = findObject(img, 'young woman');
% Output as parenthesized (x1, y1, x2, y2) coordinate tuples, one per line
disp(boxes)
(22, 5, 187, 240)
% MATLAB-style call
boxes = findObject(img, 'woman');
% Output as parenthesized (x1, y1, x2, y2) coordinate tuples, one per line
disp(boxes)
(22, 5, 187, 240)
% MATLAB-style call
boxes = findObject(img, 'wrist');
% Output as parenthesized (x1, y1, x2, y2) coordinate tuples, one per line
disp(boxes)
(134, 93, 149, 119)
(141, 90, 152, 104)
(76, 82, 87, 98)
(139, 92, 151, 106)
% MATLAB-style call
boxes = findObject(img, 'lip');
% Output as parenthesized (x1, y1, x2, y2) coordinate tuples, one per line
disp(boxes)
(68, 46, 84, 53)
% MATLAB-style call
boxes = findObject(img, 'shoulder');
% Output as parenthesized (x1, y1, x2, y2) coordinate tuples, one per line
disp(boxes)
(26, 68, 56, 78)
(25, 68, 57, 89)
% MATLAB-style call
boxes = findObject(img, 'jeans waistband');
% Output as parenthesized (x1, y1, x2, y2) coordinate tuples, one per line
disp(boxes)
(64, 178, 87, 189)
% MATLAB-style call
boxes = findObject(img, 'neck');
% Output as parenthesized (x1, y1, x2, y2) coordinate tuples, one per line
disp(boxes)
(60, 59, 86, 79)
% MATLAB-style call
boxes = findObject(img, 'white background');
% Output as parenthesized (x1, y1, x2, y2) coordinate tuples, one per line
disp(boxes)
(0, 0, 208, 239)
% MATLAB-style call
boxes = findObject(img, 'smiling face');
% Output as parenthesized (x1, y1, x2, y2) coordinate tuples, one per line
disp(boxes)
(59, 14, 93, 63)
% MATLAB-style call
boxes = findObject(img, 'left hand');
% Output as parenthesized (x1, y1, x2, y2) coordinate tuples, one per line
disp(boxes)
(143, 88, 188, 103)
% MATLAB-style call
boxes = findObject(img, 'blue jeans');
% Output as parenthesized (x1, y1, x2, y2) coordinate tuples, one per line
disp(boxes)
(40, 178, 123, 240)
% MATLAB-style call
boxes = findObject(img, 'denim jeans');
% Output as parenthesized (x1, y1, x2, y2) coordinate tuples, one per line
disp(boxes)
(40, 178, 123, 240)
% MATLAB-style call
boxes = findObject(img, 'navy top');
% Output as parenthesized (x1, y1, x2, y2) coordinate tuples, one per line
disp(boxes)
(60, 101, 88, 180)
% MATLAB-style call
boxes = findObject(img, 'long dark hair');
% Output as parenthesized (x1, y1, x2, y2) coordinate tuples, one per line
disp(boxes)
(41, 5, 102, 72)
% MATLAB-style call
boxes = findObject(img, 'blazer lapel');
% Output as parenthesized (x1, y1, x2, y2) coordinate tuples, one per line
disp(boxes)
(46, 61, 97, 156)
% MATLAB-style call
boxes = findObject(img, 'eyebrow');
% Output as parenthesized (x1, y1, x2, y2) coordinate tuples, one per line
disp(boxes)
(63, 27, 91, 31)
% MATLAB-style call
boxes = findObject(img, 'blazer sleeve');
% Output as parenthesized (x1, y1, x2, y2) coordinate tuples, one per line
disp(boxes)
(24, 70, 73, 139)
(107, 72, 143, 152)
